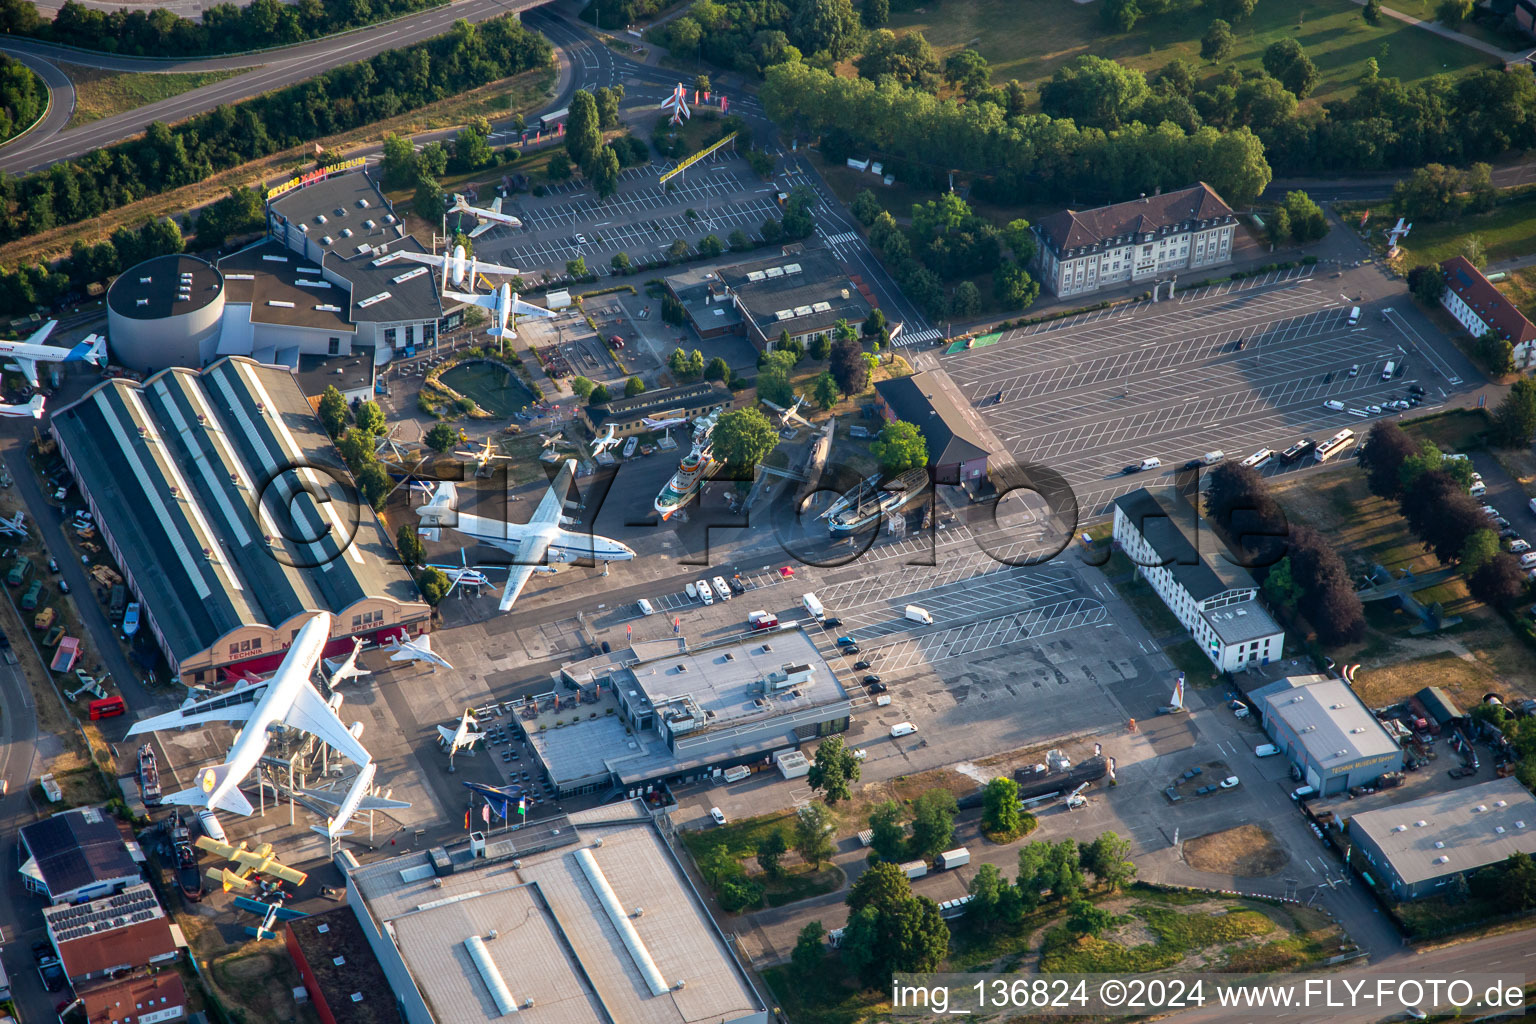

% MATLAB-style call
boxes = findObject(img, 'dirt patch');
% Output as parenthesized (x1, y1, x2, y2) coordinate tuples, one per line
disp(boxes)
(1183, 824, 1290, 878)
(1101, 916, 1156, 950)
(211, 948, 304, 1022)
(1347, 651, 1498, 710)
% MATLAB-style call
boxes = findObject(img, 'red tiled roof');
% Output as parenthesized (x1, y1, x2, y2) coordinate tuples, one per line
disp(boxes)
(79, 972, 188, 1024)
(1036, 182, 1234, 253)
(57, 917, 176, 979)
(1440, 256, 1536, 346)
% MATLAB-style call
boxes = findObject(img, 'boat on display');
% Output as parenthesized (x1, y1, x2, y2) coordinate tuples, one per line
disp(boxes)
(654, 410, 722, 521)
(122, 602, 140, 637)
(171, 811, 203, 902)
(819, 471, 883, 521)
(137, 743, 162, 806)
(622, 436, 637, 458)
(828, 468, 930, 534)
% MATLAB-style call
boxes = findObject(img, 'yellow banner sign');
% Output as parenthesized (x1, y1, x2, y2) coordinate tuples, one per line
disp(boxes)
(266, 157, 367, 201)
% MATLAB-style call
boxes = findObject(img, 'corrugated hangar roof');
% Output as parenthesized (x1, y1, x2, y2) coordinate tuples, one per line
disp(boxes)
(50, 357, 422, 668)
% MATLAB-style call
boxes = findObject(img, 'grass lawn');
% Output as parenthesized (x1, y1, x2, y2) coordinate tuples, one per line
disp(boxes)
(1391, 187, 1536, 268)
(762, 962, 888, 1024)
(887, 0, 1495, 107)
(1039, 898, 1274, 972)
(1400, 407, 1491, 454)
(1496, 265, 1536, 322)
(60, 62, 242, 129)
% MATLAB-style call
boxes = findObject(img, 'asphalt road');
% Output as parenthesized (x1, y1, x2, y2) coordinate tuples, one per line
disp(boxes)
(0, 0, 556, 175)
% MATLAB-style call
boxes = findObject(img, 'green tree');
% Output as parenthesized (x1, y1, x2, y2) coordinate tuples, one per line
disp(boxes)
(624, 376, 646, 398)
(698, 233, 724, 257)
(1281, 190, 1328, 243)
(416, 566, 451, 606)
(862, 0, 889, 27)
(1437, 0, 1473, 27)
(793, 802, 835, 869)
(381, 131, 419, 189)
(791, 921, 826, 973)
(841, 863, 949, 987)
(317, 385, 348, 437)
(566, 89, 603, 174)
(424, 422, 459, 452)
(594, 85, 621, 129)
(807, 735, 862, 803)
(611, 251, 631, 273)
(546, 151, 572, 182)
(729, 228, 752, 251)
(809, 333, 832, 361)
(981, 777, 1022, 838)
(1494, 378, 1536, 447)
(755, 349, 797, 406)
(1002, 218, 1036, 262)
(851, 189, 882, 226)
(354, 400, 386, 437)
(1262, 555, 1304, 610)
(453, 124, 494, 172)
(756, 828, 789, 879)
(570, 375, 594, 399)
(418, 141, 449, 179)
(668, 238, 691, 261)
(668, 347, 695, 380)
(591, 144, 621, 199)
(357, 462, 391, 511)
(1066, 899, 1114, 936)
(1049, 839, 1087, 901)
(1038, 54, 1151, 129)
(1363, 0, 1382, 23)
(1263, 38, 1320, 98)
(943, 48, 990, 98)
(1478, 329, 1514, 374)
(712, 407, 779, 469)
(1267, 206, 1292, 246)
(909, 790, 957, 862)
(867, 799, 906, 863)
(790, 0, 861, 60)
(1408, 264, 1446, 305)
(949, 279, 981, 318)
(566, 255, 588, 278)
(995, 260, 1040, 309)
(588, 382, 611, 405)
(1462, 234, 1489, 270)
(413, 175, 445, 222)
(1460, 528, 1500, 573)
(1079, 831, 1136, 890)
(396, 522, 425, 567)
(704, 356, 730, 382)
(811, 371, 839, 410)
(1201, 19, 1233, 63)
(1221, 0, 1258, 18)
(871, 420, 929, 475)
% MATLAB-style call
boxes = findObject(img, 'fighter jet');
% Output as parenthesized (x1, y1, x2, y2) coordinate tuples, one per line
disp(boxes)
(590, 424, 620, 456)
(0, 322, 106, 388)
(450, 192, 524, 237)
(322, 637, 371, 687)
(437, 708, 485, 767)
(762, 395, 812, 428)
(416, 460, 634, 613)
(382, 630, 454, 671)
(128, 614, 370, 816)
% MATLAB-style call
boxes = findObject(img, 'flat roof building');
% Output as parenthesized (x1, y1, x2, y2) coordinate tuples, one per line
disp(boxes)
(873, 370, 990, 486)
(666, 249, 872, 349)
(50, 356, 429, 687)
(579, 382, 732, 439)
(1111, 487, 1285, 674)
(1252, 674, 1403, 796)
(534, 631, 854, 797)
(1349, 777, 1536, 900)
(19, 807, 142, 904)
(343, 809, 769, 1024)
(286, 906, 403, 1024)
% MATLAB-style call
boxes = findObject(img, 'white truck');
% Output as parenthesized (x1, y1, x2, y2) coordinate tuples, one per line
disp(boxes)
(938, 848, 970, 870)
(899, 859, 929, 879)
(723, 765, 750, 783)
(904, 605, 933, 624)
(802, 592, 824, 619)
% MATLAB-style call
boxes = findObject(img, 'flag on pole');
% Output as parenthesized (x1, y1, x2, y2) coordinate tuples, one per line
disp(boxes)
(518, 797, 527, 817)
(464, 807, 470, 829)
(703, 91, 710, 102)
(498, 800, 509, 820)
(482, 802, 491, 824)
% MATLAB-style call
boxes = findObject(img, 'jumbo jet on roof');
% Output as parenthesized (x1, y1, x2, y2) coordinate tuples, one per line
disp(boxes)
(0, 321, 106, 388)
(450, 192, 523, 237)
(128, 613, 370, 815)
(417, 458, 634, 613)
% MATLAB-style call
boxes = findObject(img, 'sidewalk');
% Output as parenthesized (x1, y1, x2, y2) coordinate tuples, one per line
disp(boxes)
(1348, 0, 1531, 64)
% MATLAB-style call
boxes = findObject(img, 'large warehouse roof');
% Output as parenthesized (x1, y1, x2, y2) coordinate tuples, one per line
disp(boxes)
(347, 810, 765, 1024)
(50, 357, 422, 668)
(1252, 674, 1399, 770)
(1351, 777, 1536, 887)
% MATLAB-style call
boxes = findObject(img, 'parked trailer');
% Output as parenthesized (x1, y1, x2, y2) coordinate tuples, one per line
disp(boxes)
(938, 848, 970, 870)
(899, 860, 929, 879)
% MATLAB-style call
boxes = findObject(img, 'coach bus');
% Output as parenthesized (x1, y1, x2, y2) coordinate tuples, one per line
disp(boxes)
(1239, 448, 1274, 470)
(1312, 428, 1356, 463)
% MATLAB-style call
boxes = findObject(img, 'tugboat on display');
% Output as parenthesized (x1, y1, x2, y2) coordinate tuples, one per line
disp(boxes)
(654, 410, 723, 521)
(828, 468, 930, 534)
(171, 810, 203, 902)
(137, 743, 161, 806)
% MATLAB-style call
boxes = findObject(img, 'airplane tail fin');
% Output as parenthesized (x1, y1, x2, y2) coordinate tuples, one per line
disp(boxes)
(67, 334, 107, 366)
(24, 320, 58, 346)
(417, 483, 457, 532)
(164, 763, 254, 816)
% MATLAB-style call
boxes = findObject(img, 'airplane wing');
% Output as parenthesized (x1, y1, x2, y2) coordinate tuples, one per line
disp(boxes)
(498, 562, 541, 612)
(472, 257, 525, 277)
(469, 221, 494, 239)
(532, 460, 576, 526)
(761, 398, 786, 414)
(442, 288, 495, 309)
(207, 867, 255, 892)
(297, 786, 409, 810)
(9, 357, 38, 388)
(194, 836, 244, 859)
(127, 685, 263, 735)
(233, 851, 307, 885)
(436, 724, 462, 745)
(282, 682, 372, 767)
(393, 251, 446, 269)
(23, 320, 58, 346)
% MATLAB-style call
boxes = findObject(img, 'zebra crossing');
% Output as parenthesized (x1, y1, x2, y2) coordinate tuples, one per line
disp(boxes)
(897, 327, 943, 347)
(824, 231, 858, 245)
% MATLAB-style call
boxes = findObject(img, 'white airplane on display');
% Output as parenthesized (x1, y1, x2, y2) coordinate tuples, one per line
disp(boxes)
(127, 614, 370, 816)
(762, 395, 812, 428)
(381, 244, 523, 291)
(0, 395, 46, 419)
(0, 510, 26, 539)
(429, 548, 502, 598)
(437, 708, 486, 765)
(382, 630, 454, 671)
(416, 459, 635, 613)
(590, 424, 620, 456)
(640, 414, 688, 431)
(450, 193, 524, 237)
(0, 322, 107, 388)
(661, 82, 691, 125)
(443, 282, 554, 340)
(322, 637, 371, 687)
(296, 762, 410, 840)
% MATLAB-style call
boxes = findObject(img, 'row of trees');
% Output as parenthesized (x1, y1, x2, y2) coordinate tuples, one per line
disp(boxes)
(0, 216, 187, 317)
(1359, 421, 1528, 607)
(0, 17, 553, 246)
(652, 0, 864, 76)
(1103, 0, 1259, 34)
(0, 54, 45, 145)
(1392, 162, 1497, 223)
(0, 0, 446, 58)
(1203, 463, 1366, 645)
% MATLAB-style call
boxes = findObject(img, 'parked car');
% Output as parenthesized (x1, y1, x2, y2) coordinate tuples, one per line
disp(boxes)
(1348, 364, 1360, 377)
(862, 674, 882, 686)
(821, 617, 842, 629)
(709, 806, 726, 825)
(866, 681, 887, 694)
(685, 582, 697, 600)
(38, 956, 66, 992)
(836, 636, 857, 647)
(841, 644, 861, 656)
(853, 660, 872, 670)
(1219, 776, 1241, 789)
(727, 577, 745, 595)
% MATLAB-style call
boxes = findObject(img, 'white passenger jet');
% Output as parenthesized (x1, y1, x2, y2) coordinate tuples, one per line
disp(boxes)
(0, 321, 107, 387)
(450, 193, 523, 236)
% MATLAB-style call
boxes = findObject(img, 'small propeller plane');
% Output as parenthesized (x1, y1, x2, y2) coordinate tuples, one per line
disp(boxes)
(450, 192, 524, 236)
(0, 395, 46, 419)
(0, 321, 107, 387)
(382, 630, 454, 671)
(761, 395, 811, 428)
(455, 437, 514, 473)
(194, 836, 309, 891)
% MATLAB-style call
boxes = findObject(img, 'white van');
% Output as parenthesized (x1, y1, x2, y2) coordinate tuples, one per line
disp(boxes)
(904, 605, 933, 625)
(637, 598, 655, 616)
(801, 592, 824, 619)
(890, 722, 917, 737)
(1381, 361, 1396, 380)
(1323, 400, 1346, 412)
(197, 809, 226, 843)
(1138, 457, 1162, 472)
(1520, 552, 1536, 569)
(1347, 306, 1361, 325)
(697, 580, 714, 606)
(1254, 743, 1280, 758)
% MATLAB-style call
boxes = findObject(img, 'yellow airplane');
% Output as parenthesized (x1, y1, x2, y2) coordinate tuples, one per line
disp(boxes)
(195, 836, 308, 891)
